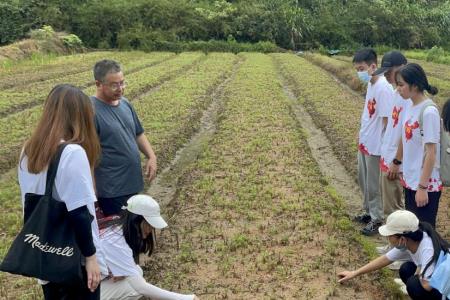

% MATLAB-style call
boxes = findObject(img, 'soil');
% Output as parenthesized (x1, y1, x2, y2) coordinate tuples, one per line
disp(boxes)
(141, 56, 390, 299)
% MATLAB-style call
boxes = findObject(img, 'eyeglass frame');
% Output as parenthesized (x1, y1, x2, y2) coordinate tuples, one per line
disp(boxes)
(101, 80, 127, 91)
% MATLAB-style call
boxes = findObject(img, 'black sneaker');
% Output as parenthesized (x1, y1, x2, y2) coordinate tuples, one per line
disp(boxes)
(353, 213, 371, 224)
(361, 220, 382, 236)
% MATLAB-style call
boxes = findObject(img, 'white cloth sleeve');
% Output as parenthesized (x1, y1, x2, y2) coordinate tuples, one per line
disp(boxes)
(377, 87, 393, 118)
(54, 145, 96, 211)
(101, 227, 142, 277)
(423, 106, 440, 144)
(125, 276, 195, 300)
(385, 248, 411, 262)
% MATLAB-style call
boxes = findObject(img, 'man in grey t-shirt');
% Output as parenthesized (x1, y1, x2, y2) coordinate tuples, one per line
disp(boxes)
(92, 60, 157, 216)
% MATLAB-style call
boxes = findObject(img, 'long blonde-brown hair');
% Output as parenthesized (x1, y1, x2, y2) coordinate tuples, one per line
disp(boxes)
(23, 84, 100, 173)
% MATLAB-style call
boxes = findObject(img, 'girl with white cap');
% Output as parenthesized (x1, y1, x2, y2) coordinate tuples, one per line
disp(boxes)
(100, 194, 198, 300)
(338, 210, 449, 300)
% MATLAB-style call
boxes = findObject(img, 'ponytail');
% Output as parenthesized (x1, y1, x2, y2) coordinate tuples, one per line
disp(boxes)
(442, 99, 450, 132)
(397, 63, 438, 96)
(412, 222, 449, 277)
(427, 84, 438, 96)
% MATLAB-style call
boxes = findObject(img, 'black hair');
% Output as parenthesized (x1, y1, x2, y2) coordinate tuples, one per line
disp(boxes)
(352, 48, 377, 65)
(397, 222, 449, 277)
(396, 63, 438, 96)
(442, 99, 450, 132)
(93, 59, 122, 82)
(122, 211, 154, 264)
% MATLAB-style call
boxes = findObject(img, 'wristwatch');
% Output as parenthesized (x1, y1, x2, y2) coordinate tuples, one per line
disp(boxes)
(393, 158, 402, 165)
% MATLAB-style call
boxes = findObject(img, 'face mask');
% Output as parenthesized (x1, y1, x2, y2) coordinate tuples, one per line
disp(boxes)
(357, 71, 371, 84)
(395, 239, 407, 251)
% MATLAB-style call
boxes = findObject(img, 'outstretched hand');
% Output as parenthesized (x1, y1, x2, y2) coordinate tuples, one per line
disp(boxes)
(337, 270, 357, 283)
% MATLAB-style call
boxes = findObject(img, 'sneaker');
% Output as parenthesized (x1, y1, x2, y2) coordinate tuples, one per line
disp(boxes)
(376, 244, 392, 255)
(388, 260, 405, 270)
(361, 220, 382, 236)
(353, 213, 371, 224)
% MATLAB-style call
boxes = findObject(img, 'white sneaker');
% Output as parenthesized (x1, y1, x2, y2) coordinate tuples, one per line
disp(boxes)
(388, 260, 405, 270)
(376, 244, 392, 255)
(393, 278, 408, 295)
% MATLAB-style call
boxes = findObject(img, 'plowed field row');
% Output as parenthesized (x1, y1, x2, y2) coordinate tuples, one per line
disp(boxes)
(274, 53, 450, 241)
(0, 52, 239, 299)
(308, 53, 450, 104)
(334, 55, 450, 82)
(0, 52, 176, 116)
(0, 52, 205, 174)
(0, 51, 152, 89)
(142, 53, 388, 299)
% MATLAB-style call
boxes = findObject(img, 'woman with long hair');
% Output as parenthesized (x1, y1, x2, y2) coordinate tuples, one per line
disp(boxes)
(390, 63, 441, 228)
(100, 194, 198, 300)
(18, 84, 108, 299)
(338, 210, 449, 299)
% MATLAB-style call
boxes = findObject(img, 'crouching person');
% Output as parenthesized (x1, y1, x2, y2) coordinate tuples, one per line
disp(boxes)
(100, 194, 199, 300)
(338, 210, 449, 300)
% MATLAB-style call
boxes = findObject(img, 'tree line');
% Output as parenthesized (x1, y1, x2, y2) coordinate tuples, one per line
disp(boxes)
(1, 0, 449, 51)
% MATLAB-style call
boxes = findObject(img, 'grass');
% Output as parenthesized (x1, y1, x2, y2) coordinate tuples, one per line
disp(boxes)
(0, 52, 238, 299)
(317, 53, 450, 102)
(142, 53, 388, 299)
(0, 52, 176, 116)
(298, 52, 450, 239)
(273, 53, 362, 179)
(0, 52, 204, 174)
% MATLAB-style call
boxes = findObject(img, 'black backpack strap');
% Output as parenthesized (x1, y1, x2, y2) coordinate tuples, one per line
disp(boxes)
(45, 144, 69, 196)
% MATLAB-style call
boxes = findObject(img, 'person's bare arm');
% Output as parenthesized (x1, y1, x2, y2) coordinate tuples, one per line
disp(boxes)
(338, 255, 392, 283)
(136, 134, 157, 182)
(416, 143, 436, 207)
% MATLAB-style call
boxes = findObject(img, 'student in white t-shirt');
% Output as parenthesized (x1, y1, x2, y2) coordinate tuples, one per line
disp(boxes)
(390, 63, 441, 228)
(353, 48, 391, 235)
(18, 84, 108, 299)
(100, 194, 198, 300)
(338, 210, 449, 300)
(374, 51, 409, 218)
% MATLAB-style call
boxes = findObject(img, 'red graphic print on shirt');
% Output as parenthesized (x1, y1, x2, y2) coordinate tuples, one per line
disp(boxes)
(392, 106, 402, 128)
(379, 157, 389, 172)
(367, 98, 376, 118)
(358, 143, 369, 155)
(405, 120, 419, 141)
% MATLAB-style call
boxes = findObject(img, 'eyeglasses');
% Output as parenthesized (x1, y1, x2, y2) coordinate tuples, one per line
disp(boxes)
(103, 81, 127, 91)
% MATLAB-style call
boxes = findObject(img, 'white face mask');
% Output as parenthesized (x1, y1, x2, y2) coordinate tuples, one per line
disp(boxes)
(357, 71, 371, 84)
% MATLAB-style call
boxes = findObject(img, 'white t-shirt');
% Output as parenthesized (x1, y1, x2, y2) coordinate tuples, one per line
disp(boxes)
(386, 232, 435, 279)
(380, 91, 412, 172)
(359, 76, 392, 156)
(100, 226, 195, 300)
(18, 144, 108, 279)
(401, 100, 441, 191)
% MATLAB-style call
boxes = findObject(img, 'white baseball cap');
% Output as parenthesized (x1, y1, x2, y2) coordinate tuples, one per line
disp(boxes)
(378, 210, 419, 236)
(126, 194, 168, 229)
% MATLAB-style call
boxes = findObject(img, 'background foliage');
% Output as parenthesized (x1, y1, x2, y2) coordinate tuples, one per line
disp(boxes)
(1, 0, 449, 51)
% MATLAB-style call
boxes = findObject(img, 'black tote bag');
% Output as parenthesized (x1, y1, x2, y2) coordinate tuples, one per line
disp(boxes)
(0, 144, 84, 284)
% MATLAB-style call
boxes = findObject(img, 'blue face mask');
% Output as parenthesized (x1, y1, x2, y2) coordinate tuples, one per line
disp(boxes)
(395, 240, 407, 251)
(357, 71, 371, 84)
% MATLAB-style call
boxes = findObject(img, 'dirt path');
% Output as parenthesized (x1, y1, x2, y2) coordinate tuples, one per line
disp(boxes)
(278, 71, 363, 215)
(146, 57, 244, 210)
(305, 56, 450, 241)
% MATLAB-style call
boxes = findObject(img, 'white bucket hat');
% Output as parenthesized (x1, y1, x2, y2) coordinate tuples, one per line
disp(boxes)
(126, 194, 168, 229)
(378, 210, 419, 236)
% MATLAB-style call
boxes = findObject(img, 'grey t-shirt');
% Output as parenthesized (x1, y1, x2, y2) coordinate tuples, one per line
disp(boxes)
(91, 96, 144, 198)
